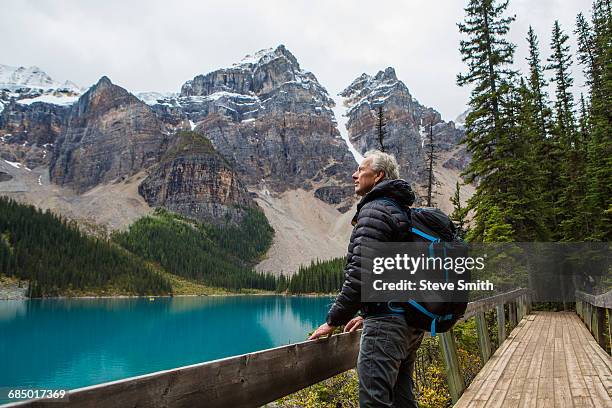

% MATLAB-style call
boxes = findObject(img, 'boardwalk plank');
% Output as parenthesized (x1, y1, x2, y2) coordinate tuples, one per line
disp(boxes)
(457, 311, 612, 407)
(505, 315, 546, 403)
(562, 313, 591, 399)
(536, 313, 556, 407)
(584, 375, 612, 408)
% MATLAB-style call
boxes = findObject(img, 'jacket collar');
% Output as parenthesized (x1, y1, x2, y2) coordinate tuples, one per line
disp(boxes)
(351, 179, 415, 225)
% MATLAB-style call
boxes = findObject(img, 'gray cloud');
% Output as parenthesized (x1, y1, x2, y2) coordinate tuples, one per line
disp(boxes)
(3, 0, 588, 120)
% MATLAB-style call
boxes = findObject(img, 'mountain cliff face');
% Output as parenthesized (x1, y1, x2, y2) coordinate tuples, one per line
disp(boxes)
(340, 68, 468, 182)
(144, 45, 356, 211)
(139, 131, 256, 225)
(0, 66, 81, 168)
(49, 77, 166, 193)
(339, 68, 472, 211)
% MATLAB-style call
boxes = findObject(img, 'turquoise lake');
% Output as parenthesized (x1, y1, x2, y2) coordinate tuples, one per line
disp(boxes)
(0, 295, 334, 403)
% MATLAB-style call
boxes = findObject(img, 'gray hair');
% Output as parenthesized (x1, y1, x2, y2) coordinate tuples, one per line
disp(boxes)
(364, 150, 400, 180)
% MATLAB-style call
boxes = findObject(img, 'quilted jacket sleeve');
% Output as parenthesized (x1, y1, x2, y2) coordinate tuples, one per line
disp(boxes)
(325, 201, 399, 326)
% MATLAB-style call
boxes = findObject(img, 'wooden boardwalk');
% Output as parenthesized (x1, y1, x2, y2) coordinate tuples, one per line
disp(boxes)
(456, 312, 612, 407)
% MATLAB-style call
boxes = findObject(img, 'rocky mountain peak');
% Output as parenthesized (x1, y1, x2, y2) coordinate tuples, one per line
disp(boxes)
(234, 44, 300, 70)
(147, 46, 355, 209)
(0, 64, 80, 92)
(50, 77, 165, 193)
(179, 45, 331, 107)
(75, 76, 138, 114)
(340, 68, 467, 185)
(374, 67, 398, 82)
(340, 67, 411, 113)
(94, 75, 113, 88)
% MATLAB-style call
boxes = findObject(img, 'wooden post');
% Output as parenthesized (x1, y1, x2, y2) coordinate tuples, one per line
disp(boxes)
(509, 301, 518, 328)
(496, 303, 506, 344)
(526, 292, 532, 314)
(587, 303, 593, 333)
(594, 307, 606, 350)
(608, 308, 612, 355)
(438, 331, 465, 404)
(517, 295, 525, 322)
(476, 311, 492, 364)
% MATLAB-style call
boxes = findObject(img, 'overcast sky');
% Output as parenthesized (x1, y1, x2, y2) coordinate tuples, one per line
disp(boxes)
(3, 0, 590, 120)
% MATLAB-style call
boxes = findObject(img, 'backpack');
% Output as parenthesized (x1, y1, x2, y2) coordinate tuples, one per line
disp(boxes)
(377, 199, 470, 336)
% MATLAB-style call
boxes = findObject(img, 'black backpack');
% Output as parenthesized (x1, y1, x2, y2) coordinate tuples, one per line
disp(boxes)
(377, 200, 469, 336)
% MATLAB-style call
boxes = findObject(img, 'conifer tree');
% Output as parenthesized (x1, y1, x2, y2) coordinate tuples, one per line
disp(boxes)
(450, 181, 468, 237)
(526, 26, 553, 136)
(457, 0, 518, 242)
(422, 121, 439, 207)
(547, 21, 577, 140)
(525, 27, 559, 237)
(582, 0, 612, 240)
(547, 21, 588, 240)
(376, 105, 386, 152)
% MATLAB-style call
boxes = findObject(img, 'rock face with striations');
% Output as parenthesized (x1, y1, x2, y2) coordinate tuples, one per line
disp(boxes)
(0, 65, 81, 168)
(340, 68, 467, 183)
(50, 77, 166, 193)
(139, 131, 256, 225)
(146, 45, 357, 211)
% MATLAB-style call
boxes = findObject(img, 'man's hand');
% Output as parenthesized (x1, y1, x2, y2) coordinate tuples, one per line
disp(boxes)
(344, 316, 364, 333)
(308, 323, 336, 340)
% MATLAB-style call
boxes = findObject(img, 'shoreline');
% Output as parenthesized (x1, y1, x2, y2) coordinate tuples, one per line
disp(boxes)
(0, 292, 336, 301)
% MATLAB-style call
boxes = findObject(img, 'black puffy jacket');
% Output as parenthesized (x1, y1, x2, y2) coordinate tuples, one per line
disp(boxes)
(326, 179, 416, 326)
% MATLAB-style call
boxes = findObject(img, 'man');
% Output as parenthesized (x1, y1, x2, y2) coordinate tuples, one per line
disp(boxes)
(309, 150, 424, 408)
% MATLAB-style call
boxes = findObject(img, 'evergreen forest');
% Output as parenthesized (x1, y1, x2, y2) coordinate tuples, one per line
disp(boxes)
(0, 197, 172, 297)
(112, 207, 277, 291)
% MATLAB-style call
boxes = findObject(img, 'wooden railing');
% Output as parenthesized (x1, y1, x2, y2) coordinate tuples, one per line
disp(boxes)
(575, 289, 612, 353)
(4, 288, 531, 408)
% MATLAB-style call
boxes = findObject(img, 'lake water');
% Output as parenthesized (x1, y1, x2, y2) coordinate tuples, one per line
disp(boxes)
(0, 295, 334, 403)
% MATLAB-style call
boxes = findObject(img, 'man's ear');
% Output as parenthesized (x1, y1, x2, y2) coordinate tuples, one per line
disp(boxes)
(375, 171, 385, 183)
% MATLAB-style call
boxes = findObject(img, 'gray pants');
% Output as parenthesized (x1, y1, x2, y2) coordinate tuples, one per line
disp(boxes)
(357, 315, 424, 408)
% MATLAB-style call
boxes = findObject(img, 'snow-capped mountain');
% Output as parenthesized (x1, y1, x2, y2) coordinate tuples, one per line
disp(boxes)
(0, 64, 83, 114)
(139, 45, 355, 210)
(0, 64, 80, 92)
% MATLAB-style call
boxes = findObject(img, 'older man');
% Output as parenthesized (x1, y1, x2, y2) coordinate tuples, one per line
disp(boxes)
(309, 150, 424, 408)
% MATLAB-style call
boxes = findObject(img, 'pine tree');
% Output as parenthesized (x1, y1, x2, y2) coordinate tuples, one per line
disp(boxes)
(422, 121, 439, 207)
(450, 181, 468, 237)
(526, 26, 553, 137)
(575, 12, 601, 96)
(525, 27, 559, 238)
(547, 21, 588, 240)
(376, 105, 386, 152)
(481, 205, 514, 243)
(457, 0, 518, 242)
(510, 79, 553, 240)
(582, 0, 612, 240)
(547, 21, 577, 141)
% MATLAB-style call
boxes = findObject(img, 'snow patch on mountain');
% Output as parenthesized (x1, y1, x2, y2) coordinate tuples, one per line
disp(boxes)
(0, 64, 80, 91)
(340, 67, 409, 117)
(454, 109, 469, 129)
(331, 96, 363, 164)
(0, 64, 82, 109)
(135, 91, 179, 106)
(17, 94, 80, 106)
(234, 47, 276, 67)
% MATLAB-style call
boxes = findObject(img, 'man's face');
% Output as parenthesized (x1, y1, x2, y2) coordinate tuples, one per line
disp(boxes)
(352, 158, 384, 196)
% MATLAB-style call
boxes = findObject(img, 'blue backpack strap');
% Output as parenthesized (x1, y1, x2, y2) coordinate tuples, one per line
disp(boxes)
(411, 227, 440, 243)
(408, 299, 453, 336)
